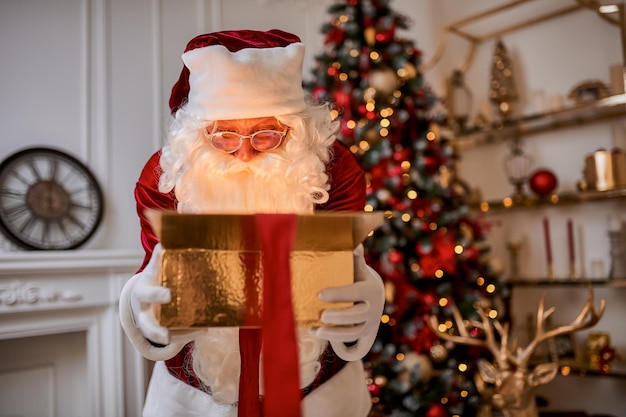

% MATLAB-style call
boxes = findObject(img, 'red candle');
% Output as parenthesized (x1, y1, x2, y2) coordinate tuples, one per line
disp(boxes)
(543, 217, 552, 264)
(567, 219, 575, 263)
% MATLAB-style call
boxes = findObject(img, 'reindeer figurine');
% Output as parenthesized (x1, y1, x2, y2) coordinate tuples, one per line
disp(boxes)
(428, 287, 605, 417)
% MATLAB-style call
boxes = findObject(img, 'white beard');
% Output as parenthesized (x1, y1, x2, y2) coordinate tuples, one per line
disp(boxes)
(171, 147, 328, 405)
(175, 147, 315, 215)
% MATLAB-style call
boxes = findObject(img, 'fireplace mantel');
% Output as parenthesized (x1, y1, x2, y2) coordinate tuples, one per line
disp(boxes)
(0, 248, 143, 273)
(0, 249, 147, 417)
(0, 249, 144, 316)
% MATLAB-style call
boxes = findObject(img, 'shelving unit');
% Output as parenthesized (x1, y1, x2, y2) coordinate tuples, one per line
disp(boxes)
(549, 363, 626, 380)
(439, 3, 626, 414)
(472, 186, 626, 212)
(453, 94, 626, 150)
(506, 278, 626, 287)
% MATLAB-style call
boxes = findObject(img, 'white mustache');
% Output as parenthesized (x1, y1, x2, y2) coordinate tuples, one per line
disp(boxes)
(202, 151, 289, 179)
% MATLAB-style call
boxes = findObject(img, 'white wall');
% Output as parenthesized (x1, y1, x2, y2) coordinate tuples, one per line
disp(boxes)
(1, 0, 625, 415)
(0, 0, 438, 253)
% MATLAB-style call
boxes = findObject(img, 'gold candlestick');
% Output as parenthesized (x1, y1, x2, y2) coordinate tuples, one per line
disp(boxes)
(506, 241, 522, 280)
(569, 261, 577, 280)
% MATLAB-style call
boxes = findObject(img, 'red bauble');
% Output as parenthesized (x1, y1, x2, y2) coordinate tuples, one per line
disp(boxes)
(392, 148, 412, 162)
(332, 90, 350, 108)
(425, 403, 449, 417)
(339, 119, 354, 138)
(324, 28, 345, 45)
(311, 86, 326, 101)
(463, 246, 479, 261)
(367, 382, 382, 396)
(421, 292, 437, 306)
(389, 250, 404, 264)
(529, 169, 558, 197)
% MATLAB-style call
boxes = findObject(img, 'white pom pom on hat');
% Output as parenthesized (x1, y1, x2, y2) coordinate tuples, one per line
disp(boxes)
(169, 29, 306, 121)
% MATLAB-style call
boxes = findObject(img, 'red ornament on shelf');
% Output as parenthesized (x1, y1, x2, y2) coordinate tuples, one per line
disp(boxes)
(529, 168, 558, 197)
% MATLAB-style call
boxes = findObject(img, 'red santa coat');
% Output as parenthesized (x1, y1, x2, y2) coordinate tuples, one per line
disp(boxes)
(130, 140, 372, 417)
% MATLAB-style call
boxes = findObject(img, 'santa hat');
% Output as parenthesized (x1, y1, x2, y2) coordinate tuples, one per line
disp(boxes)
(169, 29, 307, 120)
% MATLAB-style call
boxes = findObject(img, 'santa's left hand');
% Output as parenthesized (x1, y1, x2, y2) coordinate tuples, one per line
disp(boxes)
(312, 244, 384, 361)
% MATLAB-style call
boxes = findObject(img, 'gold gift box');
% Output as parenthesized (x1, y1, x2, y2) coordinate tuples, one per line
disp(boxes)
(146, 210, 383, 329)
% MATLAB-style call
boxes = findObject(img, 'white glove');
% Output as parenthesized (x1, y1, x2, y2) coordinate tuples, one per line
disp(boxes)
(312, 244, 384, 361)
(120, 243, 205, 361)
(129, 243, 171, 344)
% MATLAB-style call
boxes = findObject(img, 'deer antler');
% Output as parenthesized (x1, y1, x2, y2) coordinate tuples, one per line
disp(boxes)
(428, 302, 513, 369)
(517, 285, 606, 369)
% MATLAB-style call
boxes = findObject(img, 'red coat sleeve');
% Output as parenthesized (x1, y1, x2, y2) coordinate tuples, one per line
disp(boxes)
(134, 151, 177, 271)
(133, 142, 366, 271)
(319, 141, 366, 212)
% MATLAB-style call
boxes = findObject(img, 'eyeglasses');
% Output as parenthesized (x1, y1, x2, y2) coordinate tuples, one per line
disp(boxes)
(206, 127, 289, 153)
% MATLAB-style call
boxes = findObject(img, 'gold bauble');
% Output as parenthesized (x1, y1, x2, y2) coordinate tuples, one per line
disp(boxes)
(429, 343, 449, 363)
(398, 352, 434, 384)
(363, 125, 381, 143)
(399, 62, 417, 80)
(384, 281, 395, 304)
(364, 27, 376, 46)
(369, 67, 398, 97)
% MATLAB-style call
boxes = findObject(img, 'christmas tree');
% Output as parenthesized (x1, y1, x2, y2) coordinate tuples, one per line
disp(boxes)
(305, 1, 509, 416)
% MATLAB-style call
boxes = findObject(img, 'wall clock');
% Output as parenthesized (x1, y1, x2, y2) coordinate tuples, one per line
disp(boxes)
(0, 147, 104, 250)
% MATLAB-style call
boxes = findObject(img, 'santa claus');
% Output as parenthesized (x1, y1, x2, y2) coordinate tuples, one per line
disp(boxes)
(119, 29, 384, 417)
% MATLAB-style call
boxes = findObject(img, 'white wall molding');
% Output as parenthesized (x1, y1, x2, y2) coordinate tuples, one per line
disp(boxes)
(85, 0, 110, 188)
(0, 249, 142, 274)
(151, 0, 164, 150)
(207, 0, 223, 32)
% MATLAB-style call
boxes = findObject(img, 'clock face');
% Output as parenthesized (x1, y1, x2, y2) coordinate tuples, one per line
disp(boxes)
(0, 147, 104, 250)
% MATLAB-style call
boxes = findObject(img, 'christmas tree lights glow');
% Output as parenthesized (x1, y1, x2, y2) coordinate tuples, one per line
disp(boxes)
(305, 1, 510, 416)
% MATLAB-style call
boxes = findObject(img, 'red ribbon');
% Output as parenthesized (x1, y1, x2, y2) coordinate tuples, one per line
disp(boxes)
(238, 216, 263, 417)
(238, 214, 302, 417)
(238, 328, 262, 417)
(257, 214, 302, 417)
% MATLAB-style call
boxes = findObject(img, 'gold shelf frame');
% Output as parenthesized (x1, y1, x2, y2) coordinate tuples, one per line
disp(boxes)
(507, 278, 626, 287)
(453, 93, 626, 149)
(472, 186, 626, 212)
(421, 0, 624, 74)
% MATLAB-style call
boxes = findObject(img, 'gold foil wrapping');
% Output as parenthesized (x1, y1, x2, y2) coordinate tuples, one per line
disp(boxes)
(146, 210, 384, 329)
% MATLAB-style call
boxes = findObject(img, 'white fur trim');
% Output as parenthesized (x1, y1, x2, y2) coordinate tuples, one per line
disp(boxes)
(143, 361, 236, 417)
(182, 43, 306, 120)
(141, 360, 371, 417)
(302, 360, 372, 417)
(119, 274, 186, 361)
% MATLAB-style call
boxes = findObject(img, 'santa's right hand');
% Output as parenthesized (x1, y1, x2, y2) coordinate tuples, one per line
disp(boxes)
(129, 243, 172, 345)
(120, 243, 205, 361)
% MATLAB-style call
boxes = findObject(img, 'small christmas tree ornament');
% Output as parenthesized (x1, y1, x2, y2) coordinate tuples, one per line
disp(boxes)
(489, 38, 518, 120)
